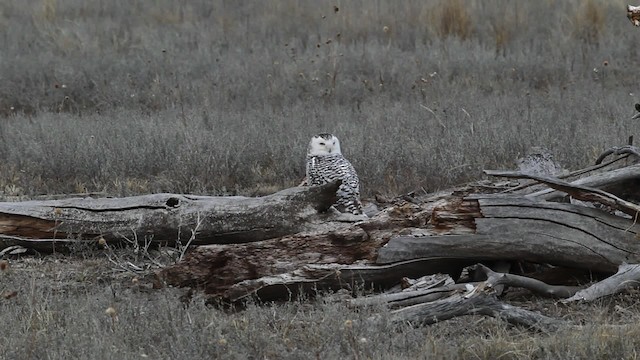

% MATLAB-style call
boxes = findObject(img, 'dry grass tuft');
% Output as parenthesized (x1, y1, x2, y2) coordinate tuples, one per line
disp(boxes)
(431, 0, 474, 40)
(39, 0, 58, 22)
(573, 0, 606, 44)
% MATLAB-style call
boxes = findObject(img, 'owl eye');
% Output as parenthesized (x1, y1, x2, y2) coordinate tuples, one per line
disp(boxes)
(319, 142, 325, 146)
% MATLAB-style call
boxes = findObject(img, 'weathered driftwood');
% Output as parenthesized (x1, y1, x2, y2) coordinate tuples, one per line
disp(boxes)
(476, 264, 582, 298)
(377, 195, 640, 273)
(563, 263, 640, 303)
(157, 164, 640, 302)
(4, 158, 640, 330)
(485, 169, 640, 216)
(211, 259, 468, 302)
(350, 259, 640, 332)
(348, 278, 469, 308)
(158, 187, 640, 301)
(501, 154, 630, 196)
(158, 204, 435, 300)
(524, 163, 640, 201)
(350, 264, 582, 311)
(355, 264, 580, 331)
(381, 289, 565, 332)
(0, 181, 341, 251)
(596, 145, 640, 164)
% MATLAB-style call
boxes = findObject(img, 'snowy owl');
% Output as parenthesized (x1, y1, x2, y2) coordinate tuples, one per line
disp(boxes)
(306, 133, 364, 215)
(628, 5, 640, 26)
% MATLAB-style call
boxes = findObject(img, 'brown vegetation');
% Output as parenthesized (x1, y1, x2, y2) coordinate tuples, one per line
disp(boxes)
(2, 0, 640, 358)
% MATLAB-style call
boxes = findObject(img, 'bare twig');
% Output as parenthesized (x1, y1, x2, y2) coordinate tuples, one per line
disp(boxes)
(179, 212, 203, 262)
(596, 146, 640, 164)
(485, 169, 640, 216)
(500, 154, 629, 194)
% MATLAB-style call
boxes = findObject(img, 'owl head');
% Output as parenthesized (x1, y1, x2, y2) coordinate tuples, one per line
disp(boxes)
(307, 133, 342, 155)
(629, 5, 640, 26)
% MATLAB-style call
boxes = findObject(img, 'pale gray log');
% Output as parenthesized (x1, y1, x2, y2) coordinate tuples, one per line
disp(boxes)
(525, 164, 640, 201)
(378, 195, 640, 273)
(484, 169, 640, 216)
(563, 263, 640, 303)
(349, 282, 471, 308)
(214, 258, 470, 301)
(0, 181, 340, 251)
(500, 155, 630, 195)
(384, 290, 564, 332)
(477, 264, 582, 298)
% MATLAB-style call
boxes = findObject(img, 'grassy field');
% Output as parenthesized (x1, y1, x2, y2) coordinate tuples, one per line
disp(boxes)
(2, 0, 640, 358)
(3, 252, 640, 359)
(1, 0, 639, 197)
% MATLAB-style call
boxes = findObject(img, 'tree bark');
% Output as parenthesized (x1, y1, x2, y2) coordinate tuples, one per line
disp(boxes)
(381, 289, 565, 332)
(563, 263, 640, 303)
(0, 181, 341, 251)
(156, 192, 640, 300)
(485, 168, 640, 216)
(525, 163, 640, 201)
(377, 195, 640, 273)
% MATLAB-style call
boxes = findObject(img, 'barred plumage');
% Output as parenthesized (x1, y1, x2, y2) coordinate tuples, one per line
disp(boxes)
(306, 133, 363, 215)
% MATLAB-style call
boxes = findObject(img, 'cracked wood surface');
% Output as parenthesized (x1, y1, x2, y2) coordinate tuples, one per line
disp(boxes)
(222, 258, 470, 302)
(161, 191, 640, 300)
(382, 290, 564, 332)
(158, 203, 432, 298)
(0, 182, 340, 251)
(525, 163, 640, 201)
(378, 195, 640, 273)
(485, 168, 640, 216)
(563, 263, 640, 302)
(3, 162, 640, 309)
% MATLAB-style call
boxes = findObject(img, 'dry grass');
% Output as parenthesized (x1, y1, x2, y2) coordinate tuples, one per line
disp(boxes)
(573, 0, 607, 44)
(431, 0, 473, 40)
(2, 254, 640, 359)
(0, 0, 637, 197)
(1, 1, 640, 357)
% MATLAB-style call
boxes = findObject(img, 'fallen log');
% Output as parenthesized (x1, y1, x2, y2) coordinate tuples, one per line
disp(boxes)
(4, 160, 640, 330)
(2, 164, 634, 303)
(0, 181, 341, 251)
(485, 169, 640, 216)
(381, 288, 565, 332)
(155, 160, 640, 301)
(157, 204, 435, 299)
(377, 195, 640, 273)
(563, 263, 640, 303)
(524, 163, 640, 201)
(202, 258, 468, 302)
(157, 190, 640, 300)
